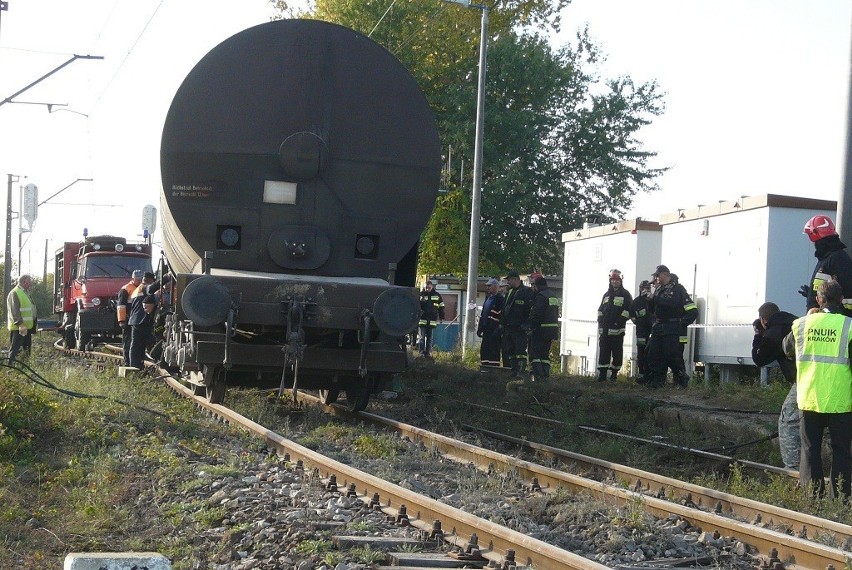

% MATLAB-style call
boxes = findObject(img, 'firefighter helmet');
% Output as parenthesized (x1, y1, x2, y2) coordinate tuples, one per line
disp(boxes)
(804, 215, 837, 242)
(609, 269, 622, 281)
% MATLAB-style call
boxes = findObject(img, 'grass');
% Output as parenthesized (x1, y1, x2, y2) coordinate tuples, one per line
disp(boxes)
(0, 337, 264, 569)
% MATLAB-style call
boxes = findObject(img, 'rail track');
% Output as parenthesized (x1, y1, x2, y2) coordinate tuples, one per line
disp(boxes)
(52, 342, 852, 569)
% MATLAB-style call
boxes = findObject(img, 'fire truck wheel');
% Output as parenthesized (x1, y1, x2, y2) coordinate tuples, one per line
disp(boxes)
(64, 326, 76, 349)
(74, 314, 91, 352)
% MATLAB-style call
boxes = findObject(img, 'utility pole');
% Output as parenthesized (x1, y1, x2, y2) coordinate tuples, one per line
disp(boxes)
(4, 174, 20, 322)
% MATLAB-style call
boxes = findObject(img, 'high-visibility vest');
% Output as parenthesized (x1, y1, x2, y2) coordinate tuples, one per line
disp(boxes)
(116, 282, 136, 322)
(7, 286, 34, 331)
(791, 312, 852, 413)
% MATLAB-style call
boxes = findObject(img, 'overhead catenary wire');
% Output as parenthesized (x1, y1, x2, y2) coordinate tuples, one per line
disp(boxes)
(93, 0, 166, 106)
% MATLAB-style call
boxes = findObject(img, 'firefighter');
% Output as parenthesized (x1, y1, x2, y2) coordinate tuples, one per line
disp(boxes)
(500, 270, 535, 377)
(596, 269, 633, 381)
(477, 278, 504, 367)
(117, 269, 144, 366)
(801, 215, 852, 317)
(645, 265, 697, 389)
(527, 276, 560, 382)
(6, 274, 36, 362)
(418, 279, 444, 358)
(128, 272, 160, 369)
(630, 280, 653, 384)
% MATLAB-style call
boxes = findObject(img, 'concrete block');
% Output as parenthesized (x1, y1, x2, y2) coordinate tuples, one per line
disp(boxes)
(64, 552, 171, 570)
(118, 366, 140, 378)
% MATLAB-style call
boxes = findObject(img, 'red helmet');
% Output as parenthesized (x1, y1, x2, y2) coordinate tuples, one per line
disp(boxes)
(804, 215, 837, 242)
(608, 269, 623, 281)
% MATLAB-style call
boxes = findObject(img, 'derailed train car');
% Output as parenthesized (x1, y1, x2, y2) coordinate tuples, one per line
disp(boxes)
(158, 19, 441, 410)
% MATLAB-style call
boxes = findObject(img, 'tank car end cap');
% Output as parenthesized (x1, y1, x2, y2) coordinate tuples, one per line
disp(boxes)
(372, 288, 419, 338)
(181, 276, 232, 327)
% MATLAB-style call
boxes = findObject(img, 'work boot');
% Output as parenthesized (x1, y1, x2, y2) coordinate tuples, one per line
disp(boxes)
(510, 361, 520, 378)
(541, 363, 551, 382)
(597, 368, 607, 382)
(609, 368, 618, 381)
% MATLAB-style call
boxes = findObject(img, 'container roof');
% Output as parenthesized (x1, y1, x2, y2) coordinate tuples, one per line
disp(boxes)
(561, 219, 661, 243)
(659, 193, 837, 225)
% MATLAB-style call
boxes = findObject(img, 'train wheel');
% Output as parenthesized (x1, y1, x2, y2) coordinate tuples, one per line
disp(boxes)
(205, 366, 226, 404)
(319, 389, 339, 405)
(343, 377, 374, 412)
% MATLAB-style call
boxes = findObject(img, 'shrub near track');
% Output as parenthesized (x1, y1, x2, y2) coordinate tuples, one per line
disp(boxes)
(0, 337, 266, 569)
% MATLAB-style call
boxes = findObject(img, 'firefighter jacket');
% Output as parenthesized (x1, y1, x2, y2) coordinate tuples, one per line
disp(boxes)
(784, 309, 852, 413)
(598, 285, 632, 336)
(501, 283, 534, 329)
(117, 281, 137, 324)
(751, 310, 797, 383)
(477, 292, 504, 337)
(630, 295, 653, 341)
(419, 288, 445, 327)
(528, 287, 560, 341)
(6, 285, 35, 331)
(807, 235, 852, 316)
(648, 281, 697, 337)
(128, 281, 161, 327)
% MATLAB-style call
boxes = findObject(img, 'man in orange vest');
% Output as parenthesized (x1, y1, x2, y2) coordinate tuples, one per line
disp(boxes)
(117, 270, 143, 366)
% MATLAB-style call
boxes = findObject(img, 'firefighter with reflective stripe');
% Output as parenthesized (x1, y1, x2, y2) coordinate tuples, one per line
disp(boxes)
(630, 280, 653, 383)
(527, 276, 560, 382)
(128, 272, 160, 369)
(418, 279, 445, 358)
(645, 265, 697, 389)
(117, 269, 144, 366)
(596, 269, 633, 381)
(783, 279, 852, 499)
(500, 269, 534, 377)
(477, 278, 504, 367)
(6, 274, 36, 361)
(801, 215, 852, 317)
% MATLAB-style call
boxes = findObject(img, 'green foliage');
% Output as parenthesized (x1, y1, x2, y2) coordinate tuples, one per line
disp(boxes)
(274, 1, 667, 274)
(28, 274, 55, 319)
(295, 539, 334, 555)
(349, 544, 387, 565)
(352, 433, 403, 458)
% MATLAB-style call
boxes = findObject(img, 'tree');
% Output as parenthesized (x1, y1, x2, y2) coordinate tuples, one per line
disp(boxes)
(271, 0, 666, 275)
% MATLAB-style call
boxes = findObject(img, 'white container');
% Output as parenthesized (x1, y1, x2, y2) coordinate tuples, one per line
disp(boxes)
(658, 194, 836, 368)
(560, 219, 663, 375)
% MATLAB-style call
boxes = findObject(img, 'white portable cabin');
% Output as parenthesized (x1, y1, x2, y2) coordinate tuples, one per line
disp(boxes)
(658, 194, 836, 380)
(560, 219, 663, 375)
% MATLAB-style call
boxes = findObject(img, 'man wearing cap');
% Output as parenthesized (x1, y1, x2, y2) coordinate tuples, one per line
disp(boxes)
(117, 269, 144, 366)
(630, 280, 653, 383)
(418, 279, 445, 358)
(6, 274, 36, 362)
(500, 270, 535, 377)
(477, 278, 504, 368)
(128, 272, 160, 369)
(645, 265, 697, 388)
(527, 276, 561, 381)
(596, 269, 633, 381)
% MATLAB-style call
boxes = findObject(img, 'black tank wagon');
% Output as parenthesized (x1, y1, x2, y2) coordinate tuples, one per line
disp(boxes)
(158, 19, 441, 410)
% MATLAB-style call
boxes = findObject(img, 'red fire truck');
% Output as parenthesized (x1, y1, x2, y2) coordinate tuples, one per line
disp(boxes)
(53, 233, 152, 350)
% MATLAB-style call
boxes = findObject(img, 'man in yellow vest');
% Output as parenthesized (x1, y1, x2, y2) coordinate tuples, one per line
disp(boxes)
(783, 279, 852, 498)
(6, 274, 36, 361)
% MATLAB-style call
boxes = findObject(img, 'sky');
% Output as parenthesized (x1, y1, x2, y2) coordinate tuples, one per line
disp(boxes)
(0, 0, 850, 278)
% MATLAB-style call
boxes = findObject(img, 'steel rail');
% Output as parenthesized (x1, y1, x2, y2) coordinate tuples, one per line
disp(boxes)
(463, 424, 851, 546)
(161, 377, 611, 570)
(51, 345, 852, 568)
(301, 396, 852, 569)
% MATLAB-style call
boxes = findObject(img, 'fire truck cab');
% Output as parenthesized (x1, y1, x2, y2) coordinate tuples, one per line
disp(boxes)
(54, 234, 152, 350)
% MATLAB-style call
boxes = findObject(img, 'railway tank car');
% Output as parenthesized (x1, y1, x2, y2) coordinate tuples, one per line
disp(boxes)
(158, 19, 441, 410)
